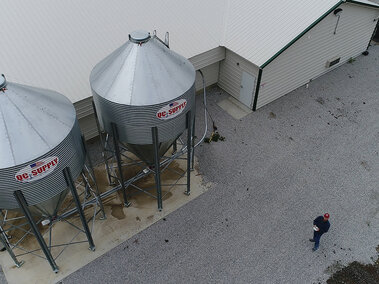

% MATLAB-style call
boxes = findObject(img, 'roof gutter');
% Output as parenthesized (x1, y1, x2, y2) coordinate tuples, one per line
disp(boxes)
(260, 1, 344, 69)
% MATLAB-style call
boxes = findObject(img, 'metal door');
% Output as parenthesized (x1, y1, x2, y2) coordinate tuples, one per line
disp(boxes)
(239, 72, 256, 108)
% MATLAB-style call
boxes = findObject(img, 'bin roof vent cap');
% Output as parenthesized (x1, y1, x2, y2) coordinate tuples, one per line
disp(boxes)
(129, 30, 151, 44)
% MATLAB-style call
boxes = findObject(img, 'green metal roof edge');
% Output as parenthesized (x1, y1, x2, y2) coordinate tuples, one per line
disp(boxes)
(346, 0, 379, 9)
(260, 1, 343, 69)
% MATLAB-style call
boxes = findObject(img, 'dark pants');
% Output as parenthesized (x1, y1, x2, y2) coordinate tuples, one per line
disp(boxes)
(313, 231, 323, 249)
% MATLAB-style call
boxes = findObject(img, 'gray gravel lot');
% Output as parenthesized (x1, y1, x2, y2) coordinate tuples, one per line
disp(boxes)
(63, 45, 379, 284)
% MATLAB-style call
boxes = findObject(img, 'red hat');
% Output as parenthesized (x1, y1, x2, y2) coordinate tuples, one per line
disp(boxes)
(324, 213, 330, 219)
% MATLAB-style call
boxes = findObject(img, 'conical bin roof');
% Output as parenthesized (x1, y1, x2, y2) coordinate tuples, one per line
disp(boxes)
(90, 31, 195, 106)
(0, 76, 76, 169)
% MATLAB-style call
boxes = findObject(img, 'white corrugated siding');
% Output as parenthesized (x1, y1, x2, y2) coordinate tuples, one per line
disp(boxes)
(78, 113, 99, 140)
(1, 1, 350, 105)
(0, 0, 225, 103)
(257, 3, 379, 109)
(218, 49, 260, 105)
(1, 0, 378, 126)
(190, 47, 225, 70)
(223, 0, 341, 67)
(75, 98, 94, 120)
(195, 62, 221, 91)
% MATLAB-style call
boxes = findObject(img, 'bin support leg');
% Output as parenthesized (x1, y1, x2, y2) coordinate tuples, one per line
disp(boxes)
(93, 101, 113, 185)
(173, 140, 177, 154)
(14, 190, 59, 273)
(0, 225, 24, 268)
(63, 167, 96, 251)
(81, 135, 106, 220)
(111, 123, 131, 207)
(152, 127, 163, 211)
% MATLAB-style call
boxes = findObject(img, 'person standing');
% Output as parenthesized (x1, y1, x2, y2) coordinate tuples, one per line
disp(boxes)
(310, 213, 330, 251)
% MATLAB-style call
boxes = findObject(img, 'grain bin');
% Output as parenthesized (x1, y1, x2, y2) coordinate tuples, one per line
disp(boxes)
(90, 31, 196, 210)
(0, 75, 98, 272)
(90, 30, 196, 165)
(0, 75, 85, 214)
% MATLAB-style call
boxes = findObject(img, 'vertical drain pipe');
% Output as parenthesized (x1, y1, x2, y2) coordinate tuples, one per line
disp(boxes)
(195, 69, 208, 147)
(63, 167, 96, 251)
(185, 111, 192, 196)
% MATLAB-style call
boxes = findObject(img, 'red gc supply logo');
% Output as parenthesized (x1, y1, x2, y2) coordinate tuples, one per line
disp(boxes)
(156, 99, 187, 120)
(15, 156, 59, 183)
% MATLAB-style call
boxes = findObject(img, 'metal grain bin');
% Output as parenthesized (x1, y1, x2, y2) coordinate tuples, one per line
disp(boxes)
(0, 75, 85, 215)
(90, 31, 196, 164)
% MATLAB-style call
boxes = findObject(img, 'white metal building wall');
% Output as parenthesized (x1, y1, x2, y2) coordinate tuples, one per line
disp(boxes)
(77, 114, 99, 140)
(194, 62, 221, 91)
(0, 0, 224, 104)
(257, 3, 379, 109)
(218, 49, 260, 105)
(191, 47, 225, 91)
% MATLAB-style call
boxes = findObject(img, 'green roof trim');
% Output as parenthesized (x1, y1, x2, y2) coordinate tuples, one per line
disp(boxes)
(252, 68, 263, 111)
(347, 0, 379, 9)
(260, 1, 343, 69)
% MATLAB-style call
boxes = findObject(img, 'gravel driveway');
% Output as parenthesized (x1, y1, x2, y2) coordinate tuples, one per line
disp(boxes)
(62, 45, 379, 284)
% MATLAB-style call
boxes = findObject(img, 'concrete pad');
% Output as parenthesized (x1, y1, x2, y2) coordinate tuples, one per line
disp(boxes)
(217, 96, 252, 120)
(0, 157, 210, 284)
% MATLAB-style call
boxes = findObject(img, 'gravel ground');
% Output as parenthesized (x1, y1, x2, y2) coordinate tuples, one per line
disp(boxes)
(60, 45, 378, 283)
